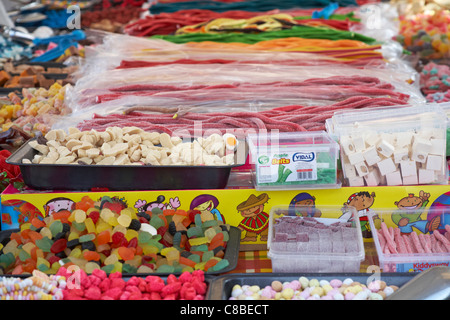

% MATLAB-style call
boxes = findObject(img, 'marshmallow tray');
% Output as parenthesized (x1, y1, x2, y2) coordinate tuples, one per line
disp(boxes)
(6, 137, 247, 191)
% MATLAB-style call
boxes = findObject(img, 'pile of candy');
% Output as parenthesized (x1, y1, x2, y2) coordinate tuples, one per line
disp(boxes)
(376, 222, 450, 254)
(395, 9, 450, 60)
(58, 268, 206, 300)
(420, 61, 450, 103)
(1, 83, 72, 135)
(229, 277, 399, 300)
(0, 196, 231, 275)
(0, 270, 66, 300)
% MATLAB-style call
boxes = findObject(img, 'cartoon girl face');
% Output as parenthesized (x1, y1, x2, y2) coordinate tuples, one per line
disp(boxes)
(44, 198, 75, 216)
(194, 200, 215, 213)
(146, 202, 166, 211)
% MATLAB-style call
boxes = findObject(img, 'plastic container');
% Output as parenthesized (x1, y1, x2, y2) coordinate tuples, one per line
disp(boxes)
(247, 131, 340, 190)
(207, 272, 418, 300)
(368, 208, 450, 273)
(331, 104, 448, 187)
(6, 137, 247, 191)
(267, 205, 365, 273)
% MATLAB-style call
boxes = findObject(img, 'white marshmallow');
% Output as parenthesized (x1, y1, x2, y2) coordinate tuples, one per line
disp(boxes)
(429, 138, 446, 155)
(418, 169, 436, 184)
(426, 154, 443, 171)
(413, 137, 433, 153)
(393, 147, 409, 163)
(376, 140, 395, 158)
(347, 176, 365, 187)
(351, 135, 365, 152)
(380, 133, 395, 145)
(347, 152, 365, 166)
(340, 136, 356, 155)
(400, 160, 417, 177)
(354, 161, 370, 177)
(364, 131, 379, 147)
(411, 149, 428, 163)
(343, 163, 357, 178)
(377, 158, 397, 176)
(363, 146, 381, 166)
(395, 131, 413, 148)
(364, 169, 381, 186)
(402, 174, 418, 185)
(385, 170, 402, 186)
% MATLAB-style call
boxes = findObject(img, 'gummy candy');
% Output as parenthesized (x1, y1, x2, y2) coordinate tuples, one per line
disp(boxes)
(0, 198, 233, 275)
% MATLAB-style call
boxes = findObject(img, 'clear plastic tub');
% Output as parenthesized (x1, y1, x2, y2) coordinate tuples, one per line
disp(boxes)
(267, 205, 365, 273)
(368, 208, 450, 272)
(247, 131, 340, 190)
(330, 104, 448, 187)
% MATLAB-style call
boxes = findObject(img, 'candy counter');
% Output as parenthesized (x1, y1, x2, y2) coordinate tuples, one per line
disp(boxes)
(1, 0, 450, 302)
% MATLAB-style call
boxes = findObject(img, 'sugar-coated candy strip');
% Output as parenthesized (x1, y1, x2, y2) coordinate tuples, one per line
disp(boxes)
(380, 222, 397, 253)
(433, 230, 450, 252)
(410, 232, 425, 253)
(418, 234, 432, 253)
(401, 235, 413, 254)
(445, 225, 450, 242)
(376, 229, 386, 252)
(430, 234, 441, 253)
(394, 228, 407, 254)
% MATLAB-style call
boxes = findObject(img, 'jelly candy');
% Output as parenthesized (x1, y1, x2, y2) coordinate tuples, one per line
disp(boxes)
(73, 209, 87, 223)
(79, 233, 96, 243)
(83, 251, 101, 261)
(49, 221, 63, 237)
(118, 247, 135, 261)
(117, 214, 132, 228)
(96, 230, 111, 246)
(51, 239, 67, 253)
(189, 237, 208, 246)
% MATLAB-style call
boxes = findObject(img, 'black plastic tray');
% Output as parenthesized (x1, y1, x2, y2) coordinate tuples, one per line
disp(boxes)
(207, 272, 419, 300)
(0, 226, 241, 276)
(6, 138, 247, 191)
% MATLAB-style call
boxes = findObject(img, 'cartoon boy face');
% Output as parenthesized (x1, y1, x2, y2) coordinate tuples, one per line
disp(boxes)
(348, 192, 375, 211)
(240, 204, 264, 218)
(395, 194, 424, 210)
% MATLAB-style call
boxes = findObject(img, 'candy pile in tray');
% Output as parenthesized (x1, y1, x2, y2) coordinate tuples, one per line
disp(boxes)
(0, 196, 232, 275)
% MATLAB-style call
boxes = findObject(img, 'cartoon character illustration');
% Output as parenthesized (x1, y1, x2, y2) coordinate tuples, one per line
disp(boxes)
(393, 190, 440, 235)
(190, 194, 224, 223)
(288, 192, 322, 217)
(134, 195, 181, 213)
(428, 191, 450, 234)
(44, 197, 76, 216)
(340, 191, 376, 238)
(237, 193, 270, 242)
(16, 201, 43, 224)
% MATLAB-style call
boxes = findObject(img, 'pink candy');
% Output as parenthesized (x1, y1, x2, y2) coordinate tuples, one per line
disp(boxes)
(57, 268, 207, 300)
(378, 222, 450, 255)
